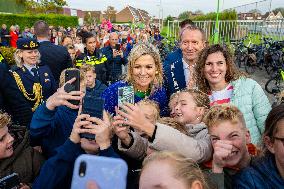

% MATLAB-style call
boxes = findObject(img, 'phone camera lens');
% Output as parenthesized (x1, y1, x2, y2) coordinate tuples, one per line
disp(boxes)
(79, 161, 86, 177)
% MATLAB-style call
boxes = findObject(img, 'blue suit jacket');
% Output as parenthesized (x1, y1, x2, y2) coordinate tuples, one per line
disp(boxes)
(163, 48, 186, 97)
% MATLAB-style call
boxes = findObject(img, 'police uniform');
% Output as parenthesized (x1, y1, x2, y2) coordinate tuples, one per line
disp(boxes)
(11, 38, 56, 112)
(75, 48, 108, 85)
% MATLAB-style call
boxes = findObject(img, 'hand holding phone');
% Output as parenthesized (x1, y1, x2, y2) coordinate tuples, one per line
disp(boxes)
(64, 69, 81, 106)
(80, 96, 105, 140)
(46, 78, 83, 111)
(117, 86, 134, 126)
(71, 155, 128, 189)
(115, 43, 121, 51)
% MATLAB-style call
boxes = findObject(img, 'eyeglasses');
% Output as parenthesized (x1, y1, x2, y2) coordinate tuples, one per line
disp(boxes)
(274, 136, 284, 145)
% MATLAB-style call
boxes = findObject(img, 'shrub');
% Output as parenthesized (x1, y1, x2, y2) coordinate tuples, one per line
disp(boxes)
(0, 13, 78, 29)
(0, 47, 16, 65)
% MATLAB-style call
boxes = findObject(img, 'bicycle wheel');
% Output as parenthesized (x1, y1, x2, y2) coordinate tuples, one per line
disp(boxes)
(245, 60, 257, 74)
(265, 74, 284, 94)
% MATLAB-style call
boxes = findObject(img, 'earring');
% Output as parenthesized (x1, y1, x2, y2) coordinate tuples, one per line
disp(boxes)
(155, 71, 158, 75)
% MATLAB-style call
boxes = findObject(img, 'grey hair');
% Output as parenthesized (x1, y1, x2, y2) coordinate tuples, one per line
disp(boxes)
(14, 49, 41, 67)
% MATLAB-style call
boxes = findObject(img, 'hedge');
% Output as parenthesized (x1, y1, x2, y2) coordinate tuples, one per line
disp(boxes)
(0, 13, 78, 29)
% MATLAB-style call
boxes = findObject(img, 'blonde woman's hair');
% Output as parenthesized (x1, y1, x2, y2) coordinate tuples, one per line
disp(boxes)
(203, 104, 246, 130)
(126, 43, 163, 88)
(137, 99, 160, 121)
(14, 49, 41, 67)
(141, 151, 209, 189)
(0, 111, 11, 129)
(59, 68, 86, 88)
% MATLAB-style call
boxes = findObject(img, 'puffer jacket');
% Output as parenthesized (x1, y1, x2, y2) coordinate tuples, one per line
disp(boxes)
(118, 122, 212, 163)
(233, 153, 284, 188)
(230, 77, 271, 145)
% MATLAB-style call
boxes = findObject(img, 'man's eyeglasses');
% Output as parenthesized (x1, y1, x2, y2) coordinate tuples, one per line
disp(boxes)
(274, 136, 284, 145)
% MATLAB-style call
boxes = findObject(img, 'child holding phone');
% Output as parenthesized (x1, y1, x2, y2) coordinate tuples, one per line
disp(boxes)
(30, 68, 86, 158)
(114, 89, 212, 163)
(33, 112, 119, 189)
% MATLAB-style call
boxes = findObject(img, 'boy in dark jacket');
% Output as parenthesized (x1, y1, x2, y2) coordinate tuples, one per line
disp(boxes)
(80, 64, 107, 98)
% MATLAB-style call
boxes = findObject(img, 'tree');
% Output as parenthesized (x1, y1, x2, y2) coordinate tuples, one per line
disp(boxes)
(103, 6, 117, 22)
(164, 15, 173, 26)
(194, 10, 204, 15)
(24, 0, 67, 14)
(272, 7, 284, 16)
(178, 11, 192, 21)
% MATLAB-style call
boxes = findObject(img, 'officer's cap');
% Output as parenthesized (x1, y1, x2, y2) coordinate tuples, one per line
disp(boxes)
(16, 38, 39, 50)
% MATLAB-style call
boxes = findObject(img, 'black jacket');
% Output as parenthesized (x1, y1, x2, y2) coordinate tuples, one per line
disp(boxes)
(38, 41, 73, 85)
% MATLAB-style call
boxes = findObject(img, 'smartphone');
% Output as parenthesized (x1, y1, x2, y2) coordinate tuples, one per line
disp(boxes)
(64, 69, 80, 105)
(118, 86, 134, 108)
(0, 173, 20, 189)
(118, 86, 134, 126)
(121, 38, 127, 44)
(80, 96, 105, 140)
(71, 155, 128, 189)
(115, 43, 121, 51)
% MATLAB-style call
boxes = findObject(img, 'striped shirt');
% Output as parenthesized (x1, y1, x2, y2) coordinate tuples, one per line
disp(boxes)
(209, 84, 234, 106)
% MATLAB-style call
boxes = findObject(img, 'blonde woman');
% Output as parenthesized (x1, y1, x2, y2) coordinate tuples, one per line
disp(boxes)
(102, 43, 168, 116)
(12, 38, 56, 112)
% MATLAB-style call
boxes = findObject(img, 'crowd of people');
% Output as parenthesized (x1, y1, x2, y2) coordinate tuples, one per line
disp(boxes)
(0, 18, 283, 189)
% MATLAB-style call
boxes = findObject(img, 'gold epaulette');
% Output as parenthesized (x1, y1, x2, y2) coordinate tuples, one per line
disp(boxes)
(12, 71, 43, 112)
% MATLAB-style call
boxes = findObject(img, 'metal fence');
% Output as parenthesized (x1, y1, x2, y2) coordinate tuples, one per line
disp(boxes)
(167, 19, 284, 43)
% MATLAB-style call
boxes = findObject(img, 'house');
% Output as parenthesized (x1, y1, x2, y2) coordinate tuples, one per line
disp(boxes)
(264, 11, 283, 20)
(238, 12, 262, 20)
(116, 5, 151, 23)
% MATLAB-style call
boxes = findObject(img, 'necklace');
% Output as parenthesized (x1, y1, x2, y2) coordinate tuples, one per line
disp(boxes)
(135, 88, 151, 99)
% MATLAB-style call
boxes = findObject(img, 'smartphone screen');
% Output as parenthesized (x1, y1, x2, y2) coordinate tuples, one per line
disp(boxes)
(64, 69, 80, 106)
(115, 43, 121, 51)
(80, 96, 105, 140)
(118, 86, 134, 107)
(117, 86, 134, 126)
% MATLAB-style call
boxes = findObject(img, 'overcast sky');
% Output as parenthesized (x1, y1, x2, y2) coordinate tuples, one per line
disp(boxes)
(65, 0, 283, 17)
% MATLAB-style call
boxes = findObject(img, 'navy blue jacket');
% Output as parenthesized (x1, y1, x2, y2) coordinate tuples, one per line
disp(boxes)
(30, 103, 78, 158)
(0, 54, 33, 126)
(101, 46, 126, 83)
(86, 79, 107, 98)
(163, 48, 186, 97)
(233, 154, 284, 189)
(38, 41, 73, 85)
(11, 65, 57, 107)
(33, 139, 119, 189)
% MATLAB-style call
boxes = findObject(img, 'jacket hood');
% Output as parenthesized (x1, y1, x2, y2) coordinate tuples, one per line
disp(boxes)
(184, 122, 208, 137)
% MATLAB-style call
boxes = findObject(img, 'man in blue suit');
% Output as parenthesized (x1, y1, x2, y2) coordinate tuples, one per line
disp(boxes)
(34, 20, 73, 86)
(163, 23, 207, 97)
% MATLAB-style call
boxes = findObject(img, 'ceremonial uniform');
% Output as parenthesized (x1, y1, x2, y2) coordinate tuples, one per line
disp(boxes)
(76, 48, 108, 84)
(0, 51, 33, 126)
(11, 65, 56, 109)
(11, 38, 56, 113)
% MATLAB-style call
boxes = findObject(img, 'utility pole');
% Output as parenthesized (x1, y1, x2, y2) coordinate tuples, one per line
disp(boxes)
(214, 0, 220, 44)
